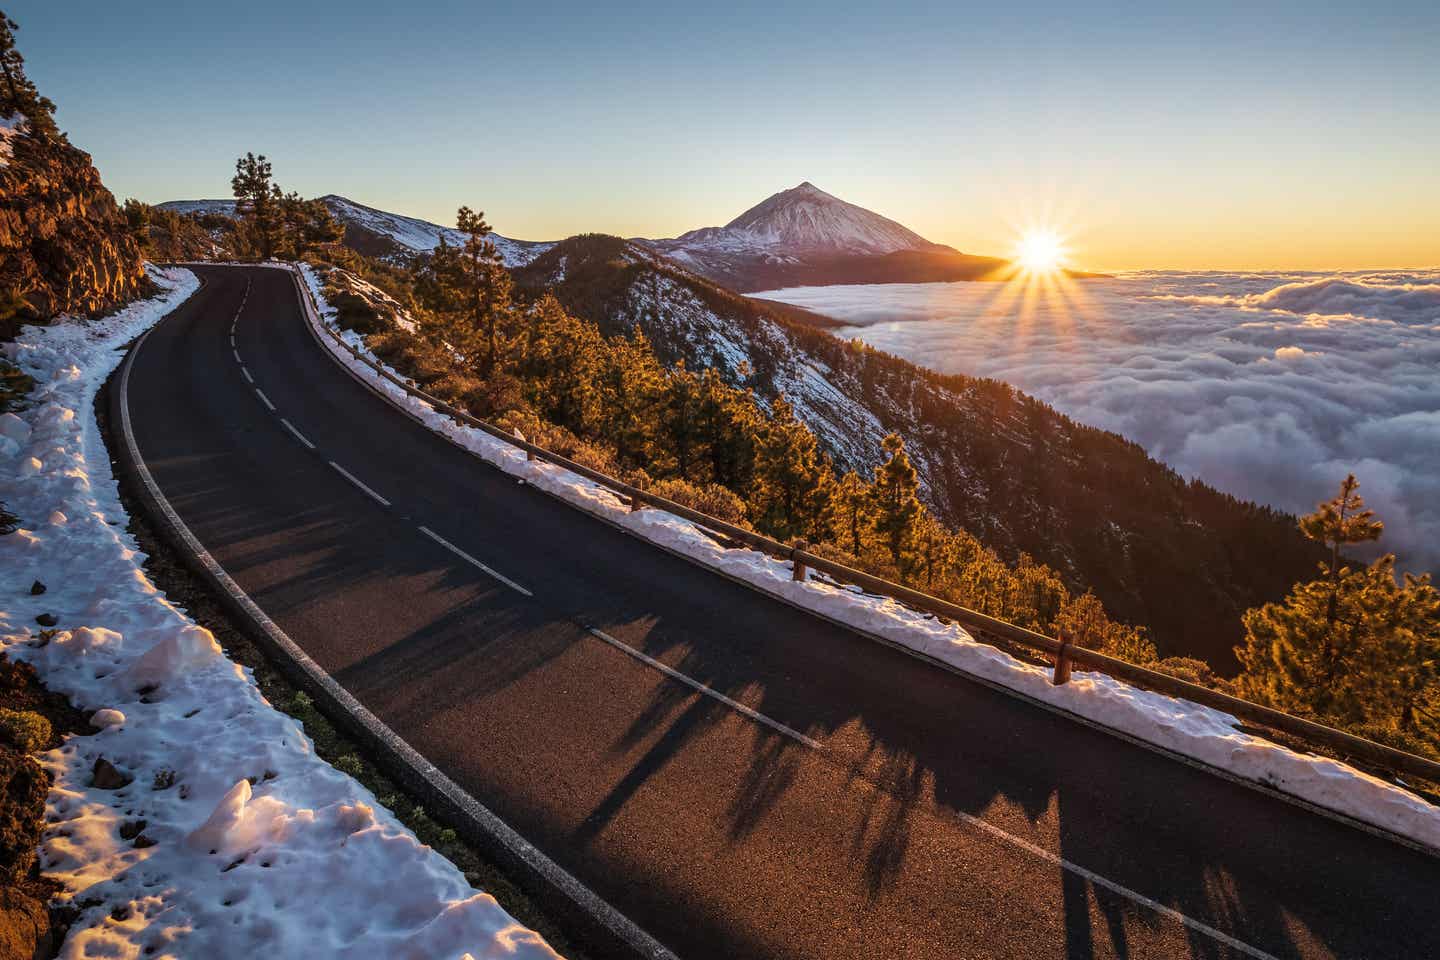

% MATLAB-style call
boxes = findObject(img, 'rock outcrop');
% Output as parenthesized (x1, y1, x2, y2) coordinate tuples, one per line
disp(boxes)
(1, 12, 145, 326)
(0, 117, 145, 320)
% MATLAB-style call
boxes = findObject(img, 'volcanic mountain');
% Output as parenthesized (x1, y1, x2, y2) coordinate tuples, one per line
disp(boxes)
(637, 182, 1009, 291)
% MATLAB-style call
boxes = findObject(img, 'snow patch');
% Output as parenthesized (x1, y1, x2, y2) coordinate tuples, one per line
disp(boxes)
(0, 265, 560, 959)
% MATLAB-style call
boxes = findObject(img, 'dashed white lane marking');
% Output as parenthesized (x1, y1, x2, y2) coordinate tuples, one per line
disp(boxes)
(233, 348, 242, 364)
(329, 460, 391, 508)
(255, 388, 276, 412)
(241, 367, 254, 385)
(418, 525, 533, 597)
(584, 625, 824, 750)
(229, 334, 236, 347)
(280, 418, 316, 450)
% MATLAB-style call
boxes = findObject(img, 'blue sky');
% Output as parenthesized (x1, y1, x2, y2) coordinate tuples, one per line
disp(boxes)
(10, 0, 1440, 268)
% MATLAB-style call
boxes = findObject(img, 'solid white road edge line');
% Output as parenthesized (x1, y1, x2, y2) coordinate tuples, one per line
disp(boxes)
(417, 525, 534, 597)
(255, 388, 276, 412)
(585, 626, 824, 751)
(328, 460, 391, 507)
(281, 418, 316, 451)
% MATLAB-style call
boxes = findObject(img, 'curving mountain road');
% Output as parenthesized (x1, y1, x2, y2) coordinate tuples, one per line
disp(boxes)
(122, 264, 1440, 960)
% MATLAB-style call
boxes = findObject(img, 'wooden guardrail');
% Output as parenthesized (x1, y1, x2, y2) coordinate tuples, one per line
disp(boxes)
(287, 263, 1440, 790)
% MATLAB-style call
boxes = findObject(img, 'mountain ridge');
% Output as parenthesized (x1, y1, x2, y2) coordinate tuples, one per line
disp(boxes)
(160, 183, 1030, 290)
(156, 195, 553, 267)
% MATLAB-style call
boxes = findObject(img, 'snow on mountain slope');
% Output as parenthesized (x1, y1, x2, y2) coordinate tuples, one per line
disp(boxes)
(636, 183, 1010, 291)
(156, 196, 553, 267)
(518, 237, 914, 493)
(653, 182, 944, 257)
(318, 195, 553, 266)
(154, 198, 236, 217)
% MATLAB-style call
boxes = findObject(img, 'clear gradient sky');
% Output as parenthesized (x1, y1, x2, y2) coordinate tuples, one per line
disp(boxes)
(10, 1, 1439, 270)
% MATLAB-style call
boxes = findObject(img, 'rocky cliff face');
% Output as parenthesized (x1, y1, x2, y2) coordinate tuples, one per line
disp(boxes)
(0, 115, 145, 322)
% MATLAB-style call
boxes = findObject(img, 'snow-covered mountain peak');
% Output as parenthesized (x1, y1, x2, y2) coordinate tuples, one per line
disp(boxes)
(720, 181, 939, 255)
(649, 181, 947, 267)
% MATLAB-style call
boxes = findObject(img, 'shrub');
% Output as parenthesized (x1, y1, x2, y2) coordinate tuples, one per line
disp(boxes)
(0, 709, 51, 753)
(493, 410, 623, 477)
(0, 752, 46, 884)
(648, 478, 749, 526)
(326, 290, 390, 336)
(1152, 656, 1218, 687)
(333, 754, 364, 777)
(428, 372, 485, 406)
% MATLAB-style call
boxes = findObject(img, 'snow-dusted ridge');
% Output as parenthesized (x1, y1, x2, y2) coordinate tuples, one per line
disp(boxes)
(297, 261, 1440, 855)
(0, 266, 560, 959)
(155, 196, 553, 267)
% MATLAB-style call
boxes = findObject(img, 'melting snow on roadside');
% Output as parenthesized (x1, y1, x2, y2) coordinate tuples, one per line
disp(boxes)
(0, 266, 560, 959)
(300, 263, 1440, 853)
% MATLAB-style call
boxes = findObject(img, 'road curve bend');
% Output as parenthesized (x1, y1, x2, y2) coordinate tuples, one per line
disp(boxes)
(122, 264, 1440, 960)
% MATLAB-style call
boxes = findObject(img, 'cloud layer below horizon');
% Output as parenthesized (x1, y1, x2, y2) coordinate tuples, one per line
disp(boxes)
(752, 272, 1440, 575)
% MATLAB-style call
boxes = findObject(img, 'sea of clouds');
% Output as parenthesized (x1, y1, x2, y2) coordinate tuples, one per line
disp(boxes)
(752, 272, 1440, 575)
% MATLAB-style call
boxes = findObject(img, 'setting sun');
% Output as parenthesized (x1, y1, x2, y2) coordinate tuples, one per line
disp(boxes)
(1015, 229, 1067, 273)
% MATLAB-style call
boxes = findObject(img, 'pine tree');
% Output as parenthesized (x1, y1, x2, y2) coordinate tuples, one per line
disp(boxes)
(751, 394, 834, 542)
(830, 471, 870, 559)
(695, 367, 757, 493)
(516, 294, 603, 434)
(869, 433, 925, 580)
(0, 13, 58, 140)
(596, 327, 665, 469)
(416, 208, 518, 380)
(914, 513, 957, 593)
(231, 153, 280, 259)
(1302, 474, 1385, 685)
(275, 192, 342, 258)
(658, 362, 703, 481)
(1235, 477, 1440, 755)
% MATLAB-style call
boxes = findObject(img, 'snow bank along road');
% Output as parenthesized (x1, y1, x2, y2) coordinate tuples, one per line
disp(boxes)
(122, 265, 1440, 960)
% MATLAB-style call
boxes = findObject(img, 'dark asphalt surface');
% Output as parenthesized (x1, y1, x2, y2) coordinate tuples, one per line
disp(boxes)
(125, 264, 1440, 960)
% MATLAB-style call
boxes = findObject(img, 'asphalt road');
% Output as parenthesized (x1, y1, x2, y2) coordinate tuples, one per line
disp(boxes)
(124, 264, 1440, 960)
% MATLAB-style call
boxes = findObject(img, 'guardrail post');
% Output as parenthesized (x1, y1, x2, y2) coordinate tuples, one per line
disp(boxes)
(630, 494, 644, 513)
(512, 428, 535, 461)
(1052, 635, 1073, 686)
(791, 541, 809, 582)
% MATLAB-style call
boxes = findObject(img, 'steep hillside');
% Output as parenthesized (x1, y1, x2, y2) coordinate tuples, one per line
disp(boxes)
(638, 182, 1012, 291)
(515, 235, 1328, 670)
(0, 92, 144, 328)
(157, 196, 552, 267)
